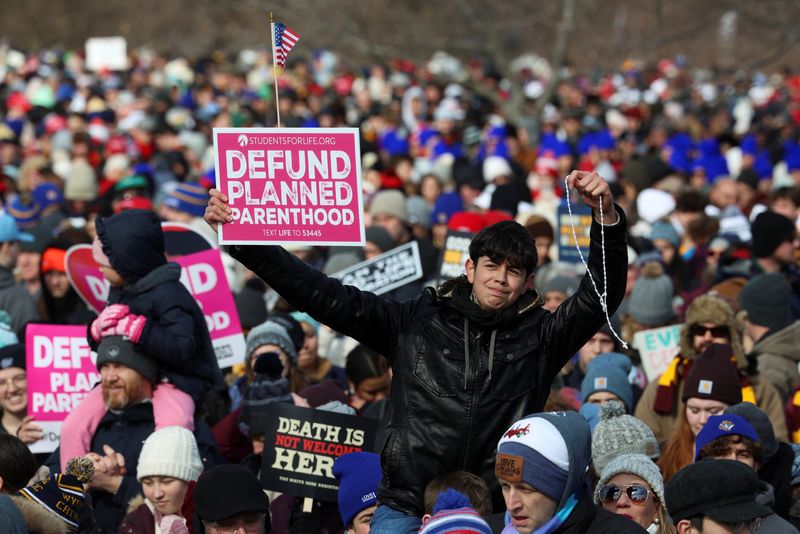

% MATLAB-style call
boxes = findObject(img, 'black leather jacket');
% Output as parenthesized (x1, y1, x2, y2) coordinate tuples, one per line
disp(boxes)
(231, 208, 627, 516)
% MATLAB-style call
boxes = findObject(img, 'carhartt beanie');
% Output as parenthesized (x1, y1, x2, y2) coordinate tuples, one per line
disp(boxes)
(594, 453, 665, 509)
(681, 344, 743, 406)
(581, 353, 634, 411)
(739, 273, 793, 331)
(751, 211, 795, 258)
(627, 262, 675, 326)
(137, 426, 204, 482)
(497, 411, 591, 508)
(591, 401, 660, 474)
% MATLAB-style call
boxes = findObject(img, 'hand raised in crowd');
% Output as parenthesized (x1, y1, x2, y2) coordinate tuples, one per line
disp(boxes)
(15, 415, 43, 444)
(86, 444, 127, 494)
(204, 189, 233, 233)
(566, 170, 618, 224)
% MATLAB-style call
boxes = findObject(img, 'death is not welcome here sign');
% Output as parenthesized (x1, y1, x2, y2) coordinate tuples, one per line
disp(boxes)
(260, 403, 377, 502)
(214, 128, 365, 246)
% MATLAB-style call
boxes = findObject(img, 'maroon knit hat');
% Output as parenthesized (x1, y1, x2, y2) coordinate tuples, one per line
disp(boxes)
(681, 344, 742, 406)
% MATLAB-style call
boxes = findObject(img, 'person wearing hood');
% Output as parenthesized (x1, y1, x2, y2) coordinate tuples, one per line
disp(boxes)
(490, 411, 646, 533)
(59, 209, 223, 469)
(695, 413, 798, 533)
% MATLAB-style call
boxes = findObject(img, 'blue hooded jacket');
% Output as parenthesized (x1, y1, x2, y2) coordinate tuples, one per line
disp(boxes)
(93, 209, 222, 402)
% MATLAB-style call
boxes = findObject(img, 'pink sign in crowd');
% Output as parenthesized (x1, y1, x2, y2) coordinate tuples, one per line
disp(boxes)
(0, 38, 800, 534)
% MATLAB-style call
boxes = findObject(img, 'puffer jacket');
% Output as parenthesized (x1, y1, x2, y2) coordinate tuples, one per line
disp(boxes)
(230, 209, 627, 516)
(92, 209, 223, 402)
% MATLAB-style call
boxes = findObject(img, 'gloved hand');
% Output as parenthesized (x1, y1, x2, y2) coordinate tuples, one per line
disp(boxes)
(108, 313, 147, 343)
(90, 304, 130, 341)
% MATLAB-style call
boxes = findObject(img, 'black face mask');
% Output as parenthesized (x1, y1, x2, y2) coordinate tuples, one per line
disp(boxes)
(253, 351, 285, 377)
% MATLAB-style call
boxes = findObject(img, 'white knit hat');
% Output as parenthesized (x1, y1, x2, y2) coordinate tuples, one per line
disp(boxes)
(137, 426, 203, 482)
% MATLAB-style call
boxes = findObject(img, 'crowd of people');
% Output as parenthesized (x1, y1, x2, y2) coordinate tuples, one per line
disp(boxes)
(0, 41, 799, 533)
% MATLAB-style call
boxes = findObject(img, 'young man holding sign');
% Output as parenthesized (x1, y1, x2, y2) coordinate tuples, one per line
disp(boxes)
(205, 170, 627, 533)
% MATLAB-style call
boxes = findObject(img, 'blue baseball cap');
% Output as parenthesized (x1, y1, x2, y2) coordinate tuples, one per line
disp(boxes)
(694, 414, 759, 461)
(0, 213, 33, 243)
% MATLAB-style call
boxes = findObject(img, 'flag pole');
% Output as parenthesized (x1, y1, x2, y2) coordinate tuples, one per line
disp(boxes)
(269, 12, 282, 127)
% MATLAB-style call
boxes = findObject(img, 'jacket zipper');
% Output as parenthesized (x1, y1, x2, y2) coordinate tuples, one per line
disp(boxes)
(461, 326, 479, 470)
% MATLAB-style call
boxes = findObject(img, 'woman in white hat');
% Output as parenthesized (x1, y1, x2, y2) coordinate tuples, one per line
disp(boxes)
(119, 426, 204, 534)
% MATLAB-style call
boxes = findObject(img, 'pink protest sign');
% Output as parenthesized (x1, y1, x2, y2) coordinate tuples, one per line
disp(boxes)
(174, 249, 246, 368)
(65, 244, 107, 314)
(213, 127, 365, 246)
(26, 324, 99, 453)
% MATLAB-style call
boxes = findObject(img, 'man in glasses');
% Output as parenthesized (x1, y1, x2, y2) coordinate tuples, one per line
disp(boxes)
(194, 464, 271, 534)
(666, 460, 770, 534)
(695, 414, 797, 533)
(490, 411, 645, 533)
(635, 294, 787, 444)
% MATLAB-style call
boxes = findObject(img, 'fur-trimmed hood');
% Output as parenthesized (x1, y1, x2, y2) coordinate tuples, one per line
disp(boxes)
(679, 294, 746, 369)
(9, 495, 70, 534)
(126, 494, 149, 515)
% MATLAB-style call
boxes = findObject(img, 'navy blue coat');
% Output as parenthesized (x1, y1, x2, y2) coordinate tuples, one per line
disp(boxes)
(92, 210, 223, 402)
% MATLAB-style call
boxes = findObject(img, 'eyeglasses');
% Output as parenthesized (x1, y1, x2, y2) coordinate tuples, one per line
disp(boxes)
(0, 374, 26, 390)
(598, 483, 653, 505)
(204, 513, 265, 533)
(689, 324, 729, 339)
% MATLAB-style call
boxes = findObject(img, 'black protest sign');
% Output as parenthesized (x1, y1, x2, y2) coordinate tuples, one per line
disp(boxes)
(261, 403, 378, 502)
(557, 200, 592, 264)
(330, 241, 422, 295)
(436, 230, 473, 285)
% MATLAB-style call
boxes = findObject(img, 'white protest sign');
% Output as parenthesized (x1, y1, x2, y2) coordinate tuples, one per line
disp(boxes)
(330, 241, 422, 295)
(633, 323, 684, 382)
(85, 37, 128, 71)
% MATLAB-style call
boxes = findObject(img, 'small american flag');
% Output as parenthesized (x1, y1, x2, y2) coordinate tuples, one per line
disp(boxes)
(274, 22, 300, 67)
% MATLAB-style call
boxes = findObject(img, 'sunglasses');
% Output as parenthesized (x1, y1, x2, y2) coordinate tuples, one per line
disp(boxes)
(689, 324, 729, 338)
(598, 484, 652, 505)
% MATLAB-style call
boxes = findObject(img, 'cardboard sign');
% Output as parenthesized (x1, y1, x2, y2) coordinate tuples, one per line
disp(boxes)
(436, 230, 473, 285)
(213, 128, 365, 246)
(557, 201, 592, 264)
(85, 37, 128, 71)
(330, 241, 422, 295)
(65, 247, 245, 368)
(633, 323, 684, 381)
(26, 324, 99, 454)
(261, 403, 377, 501)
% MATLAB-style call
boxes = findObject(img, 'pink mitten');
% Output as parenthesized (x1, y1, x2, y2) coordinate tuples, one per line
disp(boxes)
(90, 304, 130, 341)
(159, 514, 189, 534)
(112, 313, 147, 343)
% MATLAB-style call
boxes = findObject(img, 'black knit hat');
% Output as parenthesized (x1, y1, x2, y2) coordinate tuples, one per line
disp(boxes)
(195, 465, 270, 524)
(0, 344, 25, 371)
(665, 459, 770, 523)
(751, 210, 795, 258)
(95, 336, 158, 384)
(739, 273, 793, 331)
(682, 344, 742, 406)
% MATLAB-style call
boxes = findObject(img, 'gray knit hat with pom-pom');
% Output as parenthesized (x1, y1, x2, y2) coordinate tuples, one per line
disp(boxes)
(591, 400, 660, 474)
